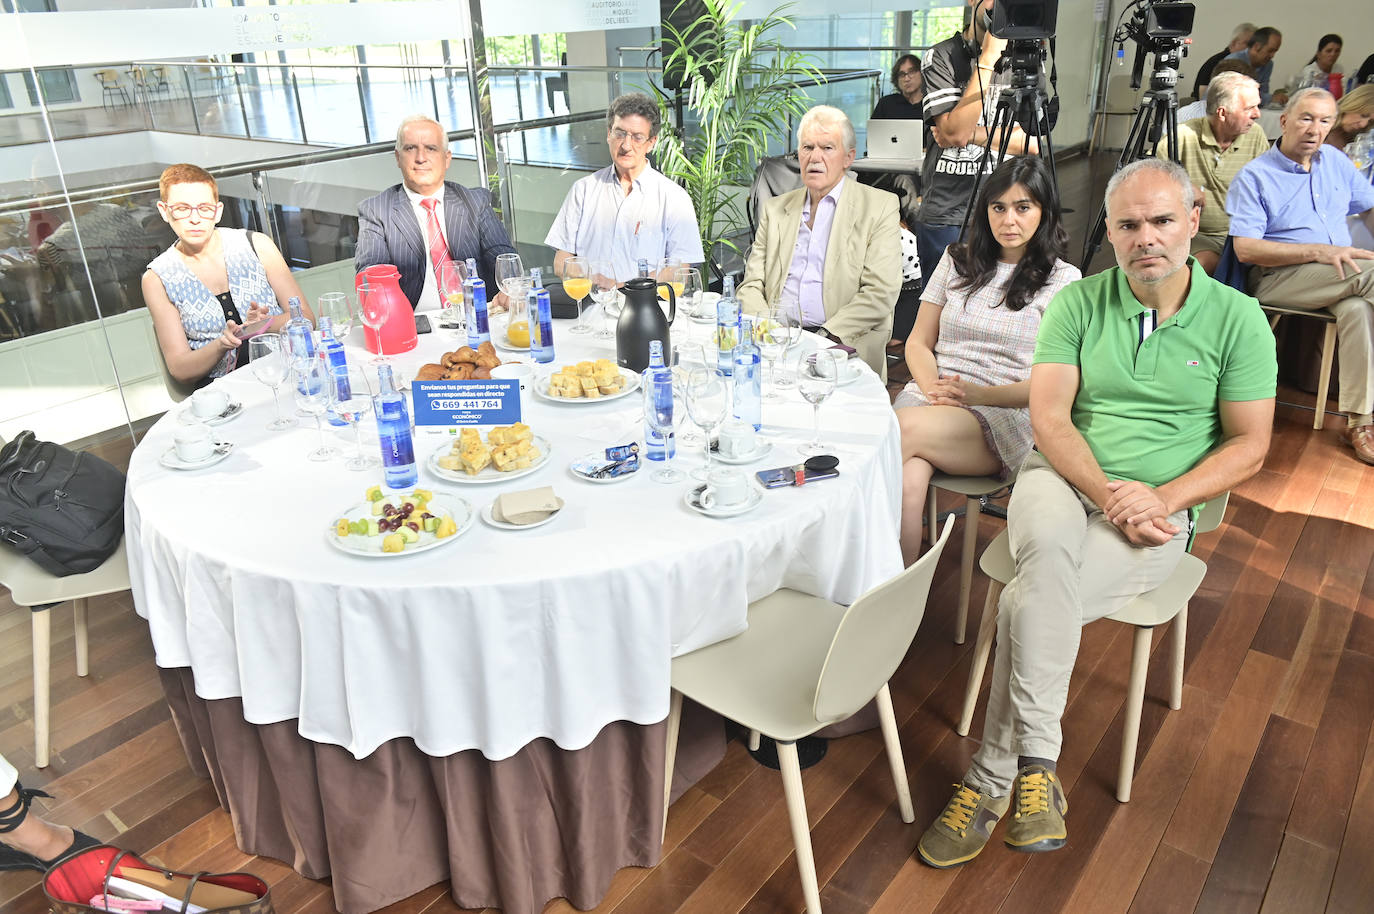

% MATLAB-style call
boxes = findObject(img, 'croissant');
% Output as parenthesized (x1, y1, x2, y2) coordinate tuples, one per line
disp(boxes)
(414, 363, 446, 382)
(452, 346, 480, 365)
(476, 341, 497, 361)
(474, 351, 500, 370)
(472, 366, 492, 380)
(444, 363, 475, 380)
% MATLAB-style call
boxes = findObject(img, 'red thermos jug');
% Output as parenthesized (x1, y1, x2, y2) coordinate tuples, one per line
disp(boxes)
(355, 265, 417, 356)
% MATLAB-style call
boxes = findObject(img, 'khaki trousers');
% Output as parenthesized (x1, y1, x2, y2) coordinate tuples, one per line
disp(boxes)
(1251, 262, 1374, 423)
(966, 452, 1188, 796)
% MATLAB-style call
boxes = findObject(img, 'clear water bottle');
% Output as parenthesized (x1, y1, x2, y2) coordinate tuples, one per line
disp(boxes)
(284, 296, 316, 393)
(716, 274, 739, 376)
(317, 316, 349, 426)
(374, 364, 417, 490)
(638, 258, 651, 279)
(466, 277, 490, 347)
(529, 267, 555, 363)
(733, 314, 762, 431)
(642, 339, 675, 461)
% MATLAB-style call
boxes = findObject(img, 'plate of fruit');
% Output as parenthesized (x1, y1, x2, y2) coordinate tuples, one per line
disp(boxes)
(328, 485, 474, 557)
(428, 423, 551, 483)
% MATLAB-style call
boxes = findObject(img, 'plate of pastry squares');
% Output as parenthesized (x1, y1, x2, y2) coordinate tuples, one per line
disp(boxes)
(427, 423, 552, 484)
(535, 359, 639, 404)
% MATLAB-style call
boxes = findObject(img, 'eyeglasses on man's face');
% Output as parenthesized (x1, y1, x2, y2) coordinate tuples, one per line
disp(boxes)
(897, 68, 919, 79)
(166, 202, 220, 220)
(609, 128, 652, 145)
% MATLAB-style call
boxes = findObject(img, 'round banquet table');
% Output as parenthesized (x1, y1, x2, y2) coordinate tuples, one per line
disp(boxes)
(127, 311, 904, 913)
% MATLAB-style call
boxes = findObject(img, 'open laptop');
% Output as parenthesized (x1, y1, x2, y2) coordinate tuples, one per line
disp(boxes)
(861, 119, 924, 165)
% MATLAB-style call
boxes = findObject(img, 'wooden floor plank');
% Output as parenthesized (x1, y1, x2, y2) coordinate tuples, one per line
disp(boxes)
(1128, 844, 1213, 914)
(1325, 721, 1374, 913)
(1256, 834, 1339, 914)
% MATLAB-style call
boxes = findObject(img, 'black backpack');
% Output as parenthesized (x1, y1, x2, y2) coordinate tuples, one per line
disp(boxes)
(0, 431, 126, 577)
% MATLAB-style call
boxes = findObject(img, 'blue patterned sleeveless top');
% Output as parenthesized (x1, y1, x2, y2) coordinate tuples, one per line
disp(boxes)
(147, 228, 281, 378)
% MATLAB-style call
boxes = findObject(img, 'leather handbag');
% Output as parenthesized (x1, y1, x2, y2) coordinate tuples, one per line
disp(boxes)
(43, 846, 273, 914)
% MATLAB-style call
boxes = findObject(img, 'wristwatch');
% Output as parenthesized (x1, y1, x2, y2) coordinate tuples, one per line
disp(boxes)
(813, 327, 835, 343)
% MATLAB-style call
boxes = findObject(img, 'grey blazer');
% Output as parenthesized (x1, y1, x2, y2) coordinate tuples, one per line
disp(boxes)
(354, 181, 516, 310)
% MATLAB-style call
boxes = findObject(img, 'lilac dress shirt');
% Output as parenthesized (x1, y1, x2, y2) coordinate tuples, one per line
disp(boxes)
(781, 178, 845, 327)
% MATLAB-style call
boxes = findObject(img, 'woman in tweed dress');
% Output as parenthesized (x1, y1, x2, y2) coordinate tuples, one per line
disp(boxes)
(895, 157, 1079, 563)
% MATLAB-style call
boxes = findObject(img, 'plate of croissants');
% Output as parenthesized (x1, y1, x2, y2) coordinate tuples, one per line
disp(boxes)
(412, 341, 503, 382)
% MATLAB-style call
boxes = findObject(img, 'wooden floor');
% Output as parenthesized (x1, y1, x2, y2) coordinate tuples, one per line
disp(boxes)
(4, 153, 1374, 913)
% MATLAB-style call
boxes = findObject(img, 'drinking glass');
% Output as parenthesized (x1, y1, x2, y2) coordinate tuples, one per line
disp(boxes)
(357, 281, 390, 365)
(495, 252, 525, 302)
(317, 292, 353, 341)
(293, 358, 337, 461)
(756, 308, 789, 401)
(334, 365, 379, 471)
(501, 276, 531, 349)
(676, 267, 704, 320)
(671, 342, 706, 448)
(643, 382, 684, 484)
(562, 256, 593, 334)
(773, 307, 804, 390)
(436, 260, 468, 338)
(686, 368, 729, 479)
(798, 350, 841, 456)
(249, 334, 296, 430)
(590, 260, 619, 340)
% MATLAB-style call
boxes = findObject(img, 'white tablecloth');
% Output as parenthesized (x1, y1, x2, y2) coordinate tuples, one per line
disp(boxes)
(127, 315, 903, 760)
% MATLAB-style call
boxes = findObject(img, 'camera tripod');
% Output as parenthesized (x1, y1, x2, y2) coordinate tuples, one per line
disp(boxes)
(1080, 62, 1182, 269)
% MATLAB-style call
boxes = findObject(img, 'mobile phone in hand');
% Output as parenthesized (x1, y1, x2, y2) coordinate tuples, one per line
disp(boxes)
(233, 316, 273, 340)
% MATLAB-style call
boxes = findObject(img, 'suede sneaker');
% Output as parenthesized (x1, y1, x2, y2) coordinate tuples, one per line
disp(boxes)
(1004, 764, 1068, 852)
(917, 782, 1010, 868)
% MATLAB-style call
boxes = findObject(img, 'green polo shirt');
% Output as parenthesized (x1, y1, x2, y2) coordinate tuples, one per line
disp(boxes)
(1033, 260, 1276, 487)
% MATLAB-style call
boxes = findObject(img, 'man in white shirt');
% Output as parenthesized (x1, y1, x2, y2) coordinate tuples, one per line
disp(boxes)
(546, 93, 704, 282)
(355, 115, 516, 312)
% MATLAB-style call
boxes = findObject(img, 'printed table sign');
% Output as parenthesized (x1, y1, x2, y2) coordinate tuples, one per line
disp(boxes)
(413, 379, 520, 426)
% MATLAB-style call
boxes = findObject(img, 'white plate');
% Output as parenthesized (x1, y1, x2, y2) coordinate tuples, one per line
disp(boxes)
(159, 440, 234, 470)
(684, 482, 764, 518)
(714, 440, 773, 465)
(533, 367, 640, 405)
(177, 399, 243, 426)
(491, 333, 529, 354)
(326, 493, 474, 557)
(426, 435, 552, 484)
(569, 452, 641, 483)
(480, 500, 562, 530)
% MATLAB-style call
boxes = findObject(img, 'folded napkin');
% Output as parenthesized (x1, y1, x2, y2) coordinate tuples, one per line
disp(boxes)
(493, 486, 564, 525)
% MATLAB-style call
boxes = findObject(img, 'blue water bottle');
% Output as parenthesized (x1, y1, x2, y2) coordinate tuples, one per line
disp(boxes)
(638, 258, 651, 279)
(465, 258, 490, 346)
(316, 316, 349, 426)
(716, 274, 739, 377)
(642, 339, 675, 461)
(374, 364, 417, 489)
(529, 267, 555, 363)
(733, 314, 762, 431)
(284, 297, 316, 393)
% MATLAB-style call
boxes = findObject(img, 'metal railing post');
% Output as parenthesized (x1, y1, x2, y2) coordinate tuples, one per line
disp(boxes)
(430, 73, 441, 122)
(250, 170, 278, 246)
(182, 68, 201, 135)
(356, 70, 372, 143)
(290, 71, 309, 144)
(233, 68, 252, 139)
(461, 0, 501, 220)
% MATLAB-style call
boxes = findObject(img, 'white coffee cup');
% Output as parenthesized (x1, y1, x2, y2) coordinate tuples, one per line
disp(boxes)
(717, 419, 757, 459)
(173, 424, 214, 462)
(191, 387, 229, 418)
(490, 361, 532, 420)
(700, 468, 751, 509)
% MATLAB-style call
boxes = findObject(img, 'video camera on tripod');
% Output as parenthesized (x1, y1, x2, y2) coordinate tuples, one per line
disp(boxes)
(1117, 0, 1195, 91)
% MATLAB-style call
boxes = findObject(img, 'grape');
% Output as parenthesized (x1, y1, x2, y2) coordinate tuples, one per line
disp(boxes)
(382, 503, 395, 515)
(406, 521, 419, 533)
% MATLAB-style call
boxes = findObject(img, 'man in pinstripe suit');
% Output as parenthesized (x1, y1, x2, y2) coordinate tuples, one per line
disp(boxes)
(355, 115, 517, 312)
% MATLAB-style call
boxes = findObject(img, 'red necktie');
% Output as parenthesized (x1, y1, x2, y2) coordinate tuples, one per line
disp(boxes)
(420, 197, 449, 283)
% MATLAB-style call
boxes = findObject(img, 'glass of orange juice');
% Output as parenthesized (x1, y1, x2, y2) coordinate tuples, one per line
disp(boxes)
(503, 276, 531, 348)
(563, 256, 593, 335)
(436, 260, 467, 337)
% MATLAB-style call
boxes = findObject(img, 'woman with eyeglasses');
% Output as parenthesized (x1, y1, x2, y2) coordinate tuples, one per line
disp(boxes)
(143, 163, 310, 385)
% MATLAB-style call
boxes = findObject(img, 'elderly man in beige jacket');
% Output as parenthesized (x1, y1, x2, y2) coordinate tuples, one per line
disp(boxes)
(738, 105, 902, 379)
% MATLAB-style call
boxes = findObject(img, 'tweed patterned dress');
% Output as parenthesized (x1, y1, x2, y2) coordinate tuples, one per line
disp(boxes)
(147, 228, 280, 379)
(894, 251, 1080, 478)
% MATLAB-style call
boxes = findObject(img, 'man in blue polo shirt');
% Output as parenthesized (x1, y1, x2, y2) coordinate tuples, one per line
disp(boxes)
(917, 158, 1276, 869)
(1227, 88, 1374, 463)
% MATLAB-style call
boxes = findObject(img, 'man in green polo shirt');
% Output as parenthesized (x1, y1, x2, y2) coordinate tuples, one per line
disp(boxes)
(917, 158, 1276, 869)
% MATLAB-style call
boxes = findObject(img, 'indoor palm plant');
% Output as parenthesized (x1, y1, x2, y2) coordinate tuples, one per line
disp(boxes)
(656, 0, 822, 280)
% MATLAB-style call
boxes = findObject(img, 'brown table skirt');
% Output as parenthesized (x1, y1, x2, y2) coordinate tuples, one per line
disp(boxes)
(159, 668, 725, 914)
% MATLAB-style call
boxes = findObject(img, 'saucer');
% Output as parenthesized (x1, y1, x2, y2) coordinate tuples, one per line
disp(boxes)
(481, 501, 562, 530)
(178, 399, 243, 426)
(837, 361, 865, 386)
(684, 482, 763, 518)
(159, 440, 233, 470)
(714, 440, 773, 465)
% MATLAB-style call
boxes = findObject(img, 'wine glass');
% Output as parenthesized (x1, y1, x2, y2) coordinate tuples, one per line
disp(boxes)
(643, 380, 683, 484)
(249, 334, 296, 430)
(357, 281, 390, 365)
(797, 350, 841, 456)
(495, 252, 525, 301)
(756, 308, 789, 401)
(436, 260, 468, 338)
(294, 358, 337, 461)
(583, 259, 615, 341)
(671, 342, 706, 449)
(562, 256, 593, 335)
(773, 307, 804, 390)
(676, 266, 704, 320)
(334, 365, 379, 471)
(686, 368, 729, 479)
(317, 292, 353, 341)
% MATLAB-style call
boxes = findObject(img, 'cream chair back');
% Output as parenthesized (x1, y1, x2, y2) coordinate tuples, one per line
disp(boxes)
(813, 515, 955, 723)
(1194, 492, 1228, 536)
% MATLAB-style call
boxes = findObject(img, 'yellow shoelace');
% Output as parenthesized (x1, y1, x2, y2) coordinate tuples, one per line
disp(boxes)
(938, 784, 981, 834)
(1015, 770, 1052, 818)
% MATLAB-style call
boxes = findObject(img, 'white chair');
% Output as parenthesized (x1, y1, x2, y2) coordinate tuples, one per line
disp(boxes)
(956, 495, 1227, 802)
(1260, 304, 1336, 430)
(0, 435, 131, 768)
(926, 472, 1008, 645)
(665, 517, 955, 913)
